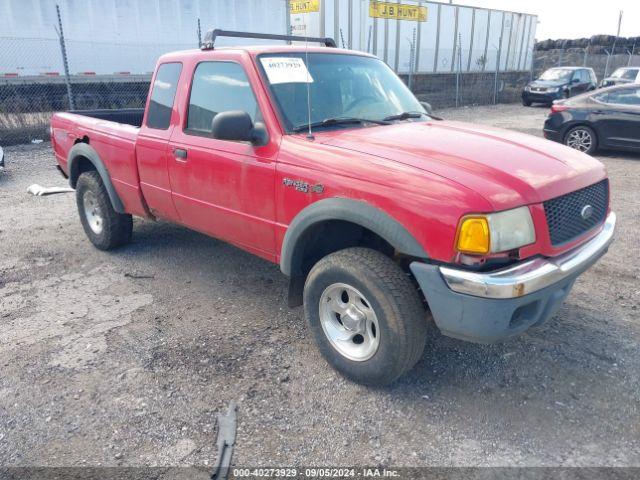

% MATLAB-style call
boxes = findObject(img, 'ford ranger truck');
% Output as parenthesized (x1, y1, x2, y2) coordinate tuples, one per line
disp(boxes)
(50, 30, 616, 386)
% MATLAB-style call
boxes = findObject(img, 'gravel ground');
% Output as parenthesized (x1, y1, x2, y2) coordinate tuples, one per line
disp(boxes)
(1, 104, 639, 471)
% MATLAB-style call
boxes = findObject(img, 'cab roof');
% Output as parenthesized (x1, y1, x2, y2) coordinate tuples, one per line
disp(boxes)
(158, 44, 375, 63)
(548, 66, 593, 71)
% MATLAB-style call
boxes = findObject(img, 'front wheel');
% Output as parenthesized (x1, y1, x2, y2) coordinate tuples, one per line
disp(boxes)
(522, 99, 532, 107)
(564, 125, 597, 155)
(76, 171, 133, 250)
(303, 248, 427, 386)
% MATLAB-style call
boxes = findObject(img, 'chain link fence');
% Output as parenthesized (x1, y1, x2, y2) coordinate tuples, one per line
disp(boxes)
(1, 40, 533, 146)
(0, 2, 538, 146)
(0, 32, 191, 146)
(533, 35, 640, 80)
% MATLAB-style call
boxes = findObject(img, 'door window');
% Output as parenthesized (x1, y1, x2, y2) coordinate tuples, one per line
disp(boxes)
(606, 88, 640, 106)
(621, 69, 639, 80)
(146, 63, 182, 130)
(186, 62, 261, 136)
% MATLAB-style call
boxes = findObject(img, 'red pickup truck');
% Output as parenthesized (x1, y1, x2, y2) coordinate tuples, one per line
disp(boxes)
(51, 30, 615, 385)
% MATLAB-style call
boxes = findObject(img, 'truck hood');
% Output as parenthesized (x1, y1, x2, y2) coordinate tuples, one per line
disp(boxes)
(315, 120, 606, 210)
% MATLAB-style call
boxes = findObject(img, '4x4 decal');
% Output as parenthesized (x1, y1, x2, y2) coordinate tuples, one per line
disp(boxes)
(282, 178, 324, 194)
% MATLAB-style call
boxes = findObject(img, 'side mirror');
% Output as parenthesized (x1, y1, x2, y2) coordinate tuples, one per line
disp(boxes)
(572, 77, 580, 84)
(420, 101, 433, 115)
(211, 111, 268, 146)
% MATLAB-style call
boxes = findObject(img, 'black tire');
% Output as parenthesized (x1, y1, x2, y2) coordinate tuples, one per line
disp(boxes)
(564, 125, 598, 155)
(303, 247, 427, 386)
(75, 171, 132, 250)
(522, 99, 532, 107)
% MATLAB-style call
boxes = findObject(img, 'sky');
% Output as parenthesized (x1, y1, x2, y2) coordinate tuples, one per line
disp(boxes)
(457, 0, 640, 41)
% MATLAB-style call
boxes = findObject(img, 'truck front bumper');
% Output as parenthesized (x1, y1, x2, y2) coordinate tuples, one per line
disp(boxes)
(410, 212, 616, 343)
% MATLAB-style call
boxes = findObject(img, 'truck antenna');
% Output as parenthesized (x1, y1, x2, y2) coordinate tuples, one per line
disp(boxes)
(304, 36, 314, 140)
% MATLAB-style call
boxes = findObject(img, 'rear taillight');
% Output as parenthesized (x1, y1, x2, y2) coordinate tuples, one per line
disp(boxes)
(550, 104, 570, 114)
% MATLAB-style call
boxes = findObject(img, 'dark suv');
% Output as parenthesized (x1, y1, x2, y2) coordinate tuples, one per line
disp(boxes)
(522, 67, 597, 106)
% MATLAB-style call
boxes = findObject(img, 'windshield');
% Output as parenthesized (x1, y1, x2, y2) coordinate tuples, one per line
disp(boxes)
(611, 68, 638, 80)
(258, 52, 425, 132)
(539, 68, 574, 81)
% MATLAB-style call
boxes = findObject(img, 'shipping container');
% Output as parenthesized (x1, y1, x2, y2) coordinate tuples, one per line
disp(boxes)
(0, 0, 535, 77)
(289, 0, 537, 73)
(0, 0, 288, 76)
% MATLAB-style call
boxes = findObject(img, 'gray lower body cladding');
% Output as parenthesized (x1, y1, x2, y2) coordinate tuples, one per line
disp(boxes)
(410, 262, 578, 343)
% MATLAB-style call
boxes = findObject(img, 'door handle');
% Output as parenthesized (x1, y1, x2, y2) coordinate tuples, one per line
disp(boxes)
(174, 148, 188, 161)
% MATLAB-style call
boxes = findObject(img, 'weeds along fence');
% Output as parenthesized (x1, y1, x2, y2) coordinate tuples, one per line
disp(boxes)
(0, 73, 151, 146)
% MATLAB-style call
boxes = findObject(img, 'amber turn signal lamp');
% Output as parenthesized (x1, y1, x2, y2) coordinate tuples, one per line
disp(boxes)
(456, 216, 490, 255)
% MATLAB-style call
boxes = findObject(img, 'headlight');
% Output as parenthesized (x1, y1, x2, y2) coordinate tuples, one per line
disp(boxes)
(456, 206, 536, 255)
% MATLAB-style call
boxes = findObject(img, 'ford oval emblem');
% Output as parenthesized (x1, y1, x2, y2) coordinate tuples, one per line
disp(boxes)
(581, 205, 594, 220)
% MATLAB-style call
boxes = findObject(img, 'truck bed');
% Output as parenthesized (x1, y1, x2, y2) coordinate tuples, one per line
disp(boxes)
(68, 108, 144, 127)
(51, 108, 148, 217)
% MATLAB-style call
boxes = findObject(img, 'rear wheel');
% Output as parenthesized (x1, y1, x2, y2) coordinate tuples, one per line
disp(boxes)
(564, 125, 597, 155)
(76, 171, 132, 250)
(303, 247, 427, 386)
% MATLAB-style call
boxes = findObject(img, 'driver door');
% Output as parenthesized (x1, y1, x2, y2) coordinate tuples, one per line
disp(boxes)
(168, 60, 278, 259)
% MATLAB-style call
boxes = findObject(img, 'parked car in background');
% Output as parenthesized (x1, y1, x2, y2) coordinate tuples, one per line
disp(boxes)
(544, 84, 640, 154)
(523, 67, 597, 106)
(0, 146, 4, 170)
(600, 67, 640, 88)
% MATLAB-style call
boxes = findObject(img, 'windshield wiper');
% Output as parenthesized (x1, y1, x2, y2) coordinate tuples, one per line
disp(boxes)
(383, 111, 443, 122)
(383, 111, 428, 121)
(291, 117, 390, 133)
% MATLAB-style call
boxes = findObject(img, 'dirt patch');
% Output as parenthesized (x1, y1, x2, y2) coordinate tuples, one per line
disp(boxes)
(1, 108, 639, 468)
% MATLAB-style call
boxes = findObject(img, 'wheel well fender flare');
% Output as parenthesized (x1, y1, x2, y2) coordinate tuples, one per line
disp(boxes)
(67, 142, 125, 213)
(279, 198, 429, 276)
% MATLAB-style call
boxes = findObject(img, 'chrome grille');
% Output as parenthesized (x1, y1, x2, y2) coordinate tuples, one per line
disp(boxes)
(544, 180, 609, 246)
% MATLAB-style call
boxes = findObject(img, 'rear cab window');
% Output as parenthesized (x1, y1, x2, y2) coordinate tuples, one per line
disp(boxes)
(146, 63, 182, 130)
(185, 61, 262, 137)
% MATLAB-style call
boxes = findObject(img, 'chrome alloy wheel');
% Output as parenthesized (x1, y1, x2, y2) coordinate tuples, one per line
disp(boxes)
(319, 283, 380, 361)
(566, 128, 593, 152)
(83, 190, 104, 234)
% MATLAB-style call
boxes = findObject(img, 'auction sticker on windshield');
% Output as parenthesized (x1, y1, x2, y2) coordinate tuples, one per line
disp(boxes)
(260, 57, 314, 84)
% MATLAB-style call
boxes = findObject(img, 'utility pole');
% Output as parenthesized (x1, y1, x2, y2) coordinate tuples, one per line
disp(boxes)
(612, 10, 623, 55)
(605, 10, 623, 78)
(55, 4, 74, 110)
